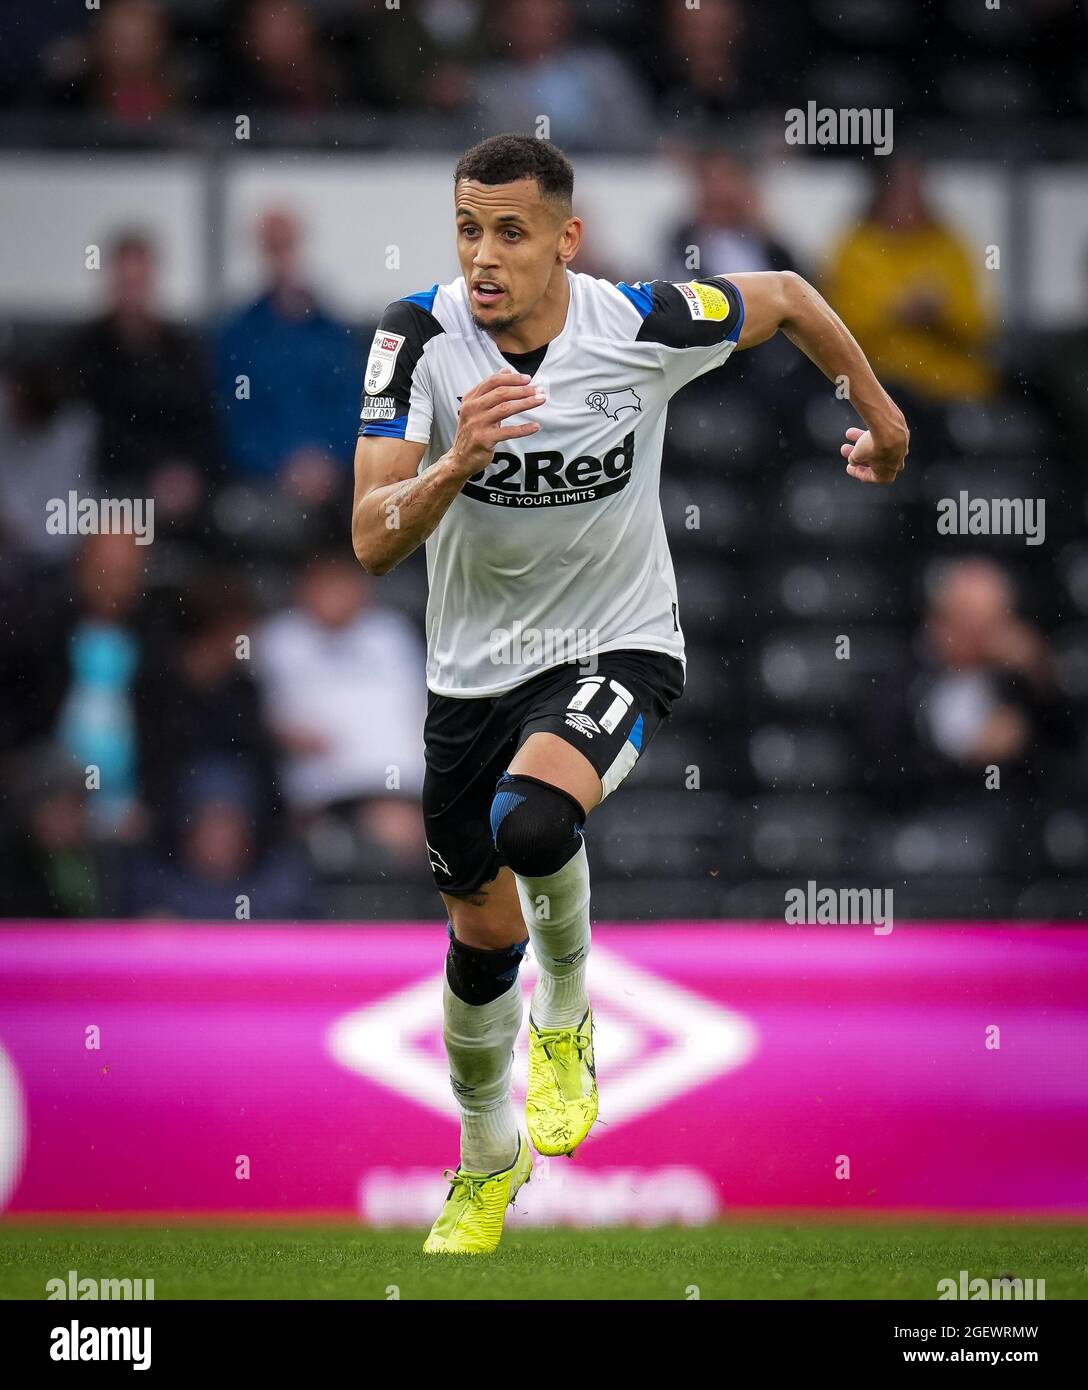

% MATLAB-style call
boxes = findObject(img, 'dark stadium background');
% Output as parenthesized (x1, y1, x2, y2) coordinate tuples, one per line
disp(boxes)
(0, 0, 1085, 926)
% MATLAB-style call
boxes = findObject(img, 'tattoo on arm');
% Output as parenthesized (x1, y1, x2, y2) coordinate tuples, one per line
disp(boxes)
(382, 477, 419, 522)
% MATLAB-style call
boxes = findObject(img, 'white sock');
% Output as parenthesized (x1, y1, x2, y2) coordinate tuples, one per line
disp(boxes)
(442, 975, 522, 1173)
(515, 837, 592, 1029)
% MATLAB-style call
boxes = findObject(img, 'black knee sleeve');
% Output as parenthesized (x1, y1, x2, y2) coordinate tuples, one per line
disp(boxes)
(490, 772, 586, 878)
(445, 923, 528, 1005)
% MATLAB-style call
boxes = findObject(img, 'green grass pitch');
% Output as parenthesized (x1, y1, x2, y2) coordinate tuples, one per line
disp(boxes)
(1, 1224, 1085, 1300)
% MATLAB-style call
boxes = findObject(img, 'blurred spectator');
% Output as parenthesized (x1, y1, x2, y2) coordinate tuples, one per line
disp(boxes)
(63, 231, 218, 518)
(824, 158, 998, 404)
(134, 574, 282, 854)
(52, 533, 149, 837)
(254, 548, 427, 868)
(128, 760, 315, 919)
(346, 0, 482, 114)
(0, 531, 153, 838)
(653, 0, 754, 124)
(223, 0, 341, 113)
(474, 0, 654, 148)
(666, 150, 800, 280)
(46, 0, 185, 122)
(215, 209, 359, 499)
(0, 354, 96, 565)
(864, 558, 1074, 810)
(2, 744, 129, 918)
(916, 559, 1064, 769)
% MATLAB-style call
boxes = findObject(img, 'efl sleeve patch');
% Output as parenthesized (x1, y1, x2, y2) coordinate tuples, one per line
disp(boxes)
(364, 330, 406, 396)
(358, 297, 444, 440)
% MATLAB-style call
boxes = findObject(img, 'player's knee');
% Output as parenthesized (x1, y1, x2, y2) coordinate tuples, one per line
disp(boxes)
(490, 772, 585, 878)
(445, 924, 528, 1006)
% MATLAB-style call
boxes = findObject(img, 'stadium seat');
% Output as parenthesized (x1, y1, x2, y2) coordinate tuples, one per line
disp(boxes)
(780, 459, 901, 548)
(589, 789, 739, 879)
(665, 390, 773, 474)
(748, 723, 853, 791)
(944, 397, 1046, 457)
(661, 478, 761, 556)
(763, 557, 905, 624)
(673, 645, 746, 719)
(810, 0, 915, 44)
(754, 627, 908, 710)
(940, 61, 1038, 117)
(1015, 879, 1088, 920)
(742, 792, 882, 876)
(805, 56, 906, 112)
(876, 808, 1007, 878)
(672, 557, 748, 632)
(1056, 543, 1088, 617)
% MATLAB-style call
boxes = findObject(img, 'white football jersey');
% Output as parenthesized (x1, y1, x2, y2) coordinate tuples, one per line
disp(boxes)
(359, 269, 744, 697)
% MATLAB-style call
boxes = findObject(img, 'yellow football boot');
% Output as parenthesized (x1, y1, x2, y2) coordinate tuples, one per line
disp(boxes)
(422, 1132, 533, 1255)
(526, 1008, 598, 1156)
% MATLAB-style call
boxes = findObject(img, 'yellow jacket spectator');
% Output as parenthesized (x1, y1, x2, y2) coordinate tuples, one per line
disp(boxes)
(825, 159, 997, 402)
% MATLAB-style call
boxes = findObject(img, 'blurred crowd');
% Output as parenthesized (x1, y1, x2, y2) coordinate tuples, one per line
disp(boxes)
(0, 0, 1084, 140)
(1, 132, 1085, 917)
(0, 0, 1083, 922)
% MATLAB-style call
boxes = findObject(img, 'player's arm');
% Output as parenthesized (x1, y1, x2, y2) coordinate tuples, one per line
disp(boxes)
(726, 270, 909, 485)
(353, 371, 545, 575)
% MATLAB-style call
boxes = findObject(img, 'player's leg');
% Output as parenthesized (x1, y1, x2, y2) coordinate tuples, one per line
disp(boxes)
(423, 875, 533, 1255)
(489, 744, 598, 1156)
(421, 711, 534, 1253)
(503, 732, 598, 1033)
(439, 870, 526, 1176)
(492, 654, 685, 1157)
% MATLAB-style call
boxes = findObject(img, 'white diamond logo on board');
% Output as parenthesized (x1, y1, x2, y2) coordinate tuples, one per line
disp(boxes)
(326, 947, 759, 1132)
(0, 1043, 26, 1211)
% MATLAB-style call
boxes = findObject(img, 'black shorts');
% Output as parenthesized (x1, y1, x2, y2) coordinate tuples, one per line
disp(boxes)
(422, 648, 685, 895)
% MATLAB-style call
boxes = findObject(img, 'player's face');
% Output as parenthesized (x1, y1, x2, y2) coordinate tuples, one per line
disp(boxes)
(454, 178, 577, 333)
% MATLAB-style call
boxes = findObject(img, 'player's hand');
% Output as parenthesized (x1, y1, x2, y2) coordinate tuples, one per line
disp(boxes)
(449, 368, 546, 476)
(840, 423, 908, 485)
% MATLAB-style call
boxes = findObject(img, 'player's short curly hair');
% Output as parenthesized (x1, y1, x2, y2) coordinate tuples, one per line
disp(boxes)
(454, 134, 574, 208)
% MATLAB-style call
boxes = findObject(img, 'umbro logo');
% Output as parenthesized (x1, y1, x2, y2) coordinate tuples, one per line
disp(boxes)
(563, 712, 599, 739)
(585, 387, 641, 421)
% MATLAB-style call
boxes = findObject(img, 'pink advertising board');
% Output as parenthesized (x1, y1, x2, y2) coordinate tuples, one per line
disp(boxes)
(0, 924, 1084, 1224)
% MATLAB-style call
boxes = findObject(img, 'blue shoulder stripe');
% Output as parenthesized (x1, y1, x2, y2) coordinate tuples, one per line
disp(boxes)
(402, 284, 440, 314)
(361, 415, 409, 439)
(615, 280, 655, 319)
(726, 280, 745, 344)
